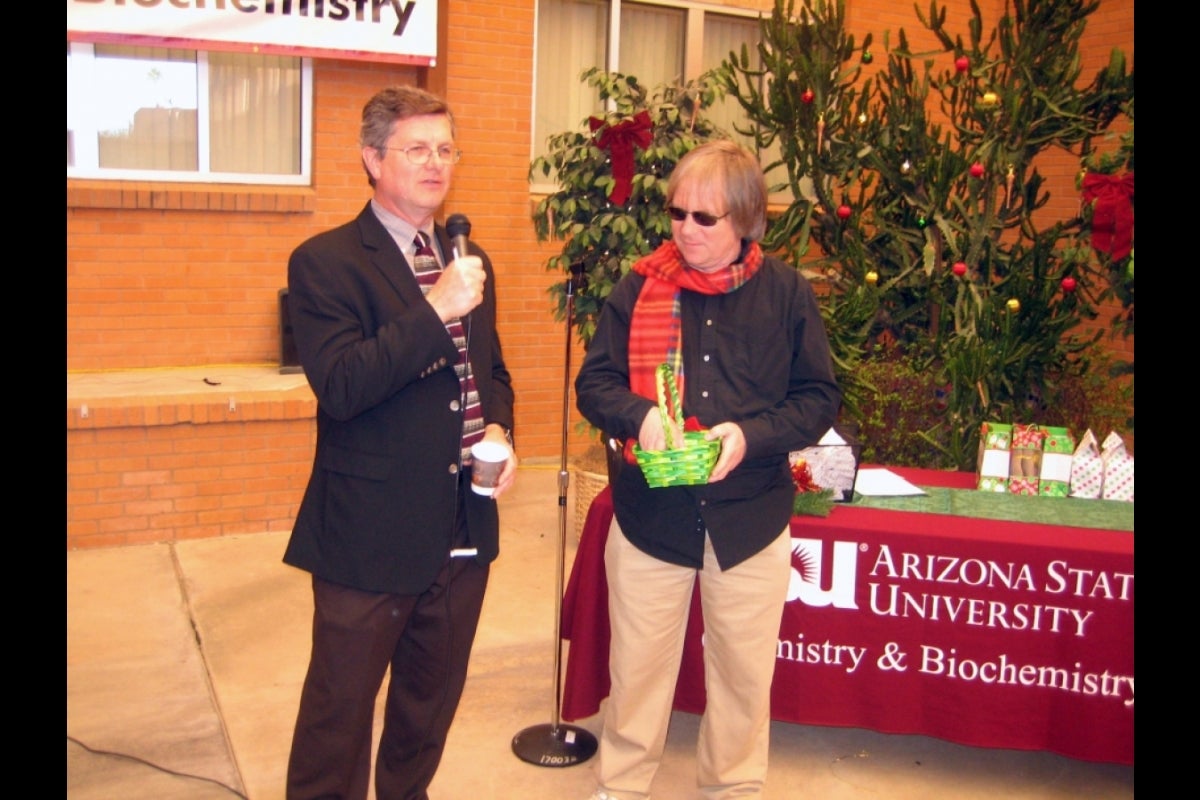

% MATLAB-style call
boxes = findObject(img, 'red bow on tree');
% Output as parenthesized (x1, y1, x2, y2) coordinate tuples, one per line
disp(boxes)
(1081, 171, 1134, 261)
(589, 110, 653, 206)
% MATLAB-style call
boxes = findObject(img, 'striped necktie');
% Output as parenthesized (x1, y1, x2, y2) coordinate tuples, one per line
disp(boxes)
(413, 232, 485, 464)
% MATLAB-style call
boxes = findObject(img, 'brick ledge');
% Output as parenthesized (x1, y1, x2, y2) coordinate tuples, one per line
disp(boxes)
(67, 366, 316, 430)
(67, 180, 316, 213)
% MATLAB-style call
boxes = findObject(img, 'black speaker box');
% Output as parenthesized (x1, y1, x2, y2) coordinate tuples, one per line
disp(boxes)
(278, 288, 303, 374)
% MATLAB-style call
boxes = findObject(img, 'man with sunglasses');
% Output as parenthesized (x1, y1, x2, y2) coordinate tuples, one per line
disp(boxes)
(282, 85, 516, 799)
(576, 140, 840, 800)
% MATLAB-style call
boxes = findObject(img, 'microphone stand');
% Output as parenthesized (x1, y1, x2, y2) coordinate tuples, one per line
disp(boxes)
(511, 265, 599, 767)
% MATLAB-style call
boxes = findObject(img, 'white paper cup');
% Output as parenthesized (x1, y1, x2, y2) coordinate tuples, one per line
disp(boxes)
(470, 441, 509, 496)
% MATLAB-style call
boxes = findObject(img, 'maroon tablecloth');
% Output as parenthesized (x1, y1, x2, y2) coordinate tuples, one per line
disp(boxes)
(561, 467, 1134, 765)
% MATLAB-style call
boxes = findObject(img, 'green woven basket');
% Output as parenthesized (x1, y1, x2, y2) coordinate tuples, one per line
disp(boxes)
(632, 364, 720, 488)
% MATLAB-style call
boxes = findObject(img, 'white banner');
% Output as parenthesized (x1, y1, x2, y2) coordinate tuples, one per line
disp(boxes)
(67, 0, 438, 66)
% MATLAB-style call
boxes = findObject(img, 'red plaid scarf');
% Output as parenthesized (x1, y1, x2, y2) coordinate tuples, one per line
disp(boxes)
(628, 239, 762, 405)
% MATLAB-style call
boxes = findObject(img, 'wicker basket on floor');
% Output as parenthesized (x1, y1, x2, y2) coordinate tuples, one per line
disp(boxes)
(573, 468, 609, 541)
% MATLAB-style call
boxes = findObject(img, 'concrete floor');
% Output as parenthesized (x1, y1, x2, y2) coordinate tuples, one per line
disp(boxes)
(67, 464, 1134, 799)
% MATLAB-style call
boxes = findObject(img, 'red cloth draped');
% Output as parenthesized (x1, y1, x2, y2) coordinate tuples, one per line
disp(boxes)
(589, 110, 653, 205)
(561, 471, 1135, 765)
(1081, 172, 1134, 261)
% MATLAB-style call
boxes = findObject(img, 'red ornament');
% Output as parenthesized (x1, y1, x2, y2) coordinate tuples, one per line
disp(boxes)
(801, 88, 815, 104)
(955, 56, 970, 73)
(969, 162, 985, 179)
(1061, 277, 1077, 293)
(836, 204, 852, 220)
(952, 261, 967, 277)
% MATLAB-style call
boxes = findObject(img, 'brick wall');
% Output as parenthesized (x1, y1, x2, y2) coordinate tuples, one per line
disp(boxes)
(67, 387, 317, 549)
(66, 0, 1134, 548)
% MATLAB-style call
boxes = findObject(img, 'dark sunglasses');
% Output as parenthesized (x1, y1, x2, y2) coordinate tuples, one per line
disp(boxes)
(667, 206, 730, 227)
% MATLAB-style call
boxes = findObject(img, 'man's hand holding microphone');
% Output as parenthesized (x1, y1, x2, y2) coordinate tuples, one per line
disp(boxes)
(425, 214, 485, 324)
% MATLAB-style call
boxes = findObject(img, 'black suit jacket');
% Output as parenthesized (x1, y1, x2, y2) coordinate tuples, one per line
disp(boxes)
(283, 202, 514, 594)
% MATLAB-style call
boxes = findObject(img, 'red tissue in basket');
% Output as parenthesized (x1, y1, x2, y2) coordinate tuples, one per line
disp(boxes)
(623, 416, 704, 466)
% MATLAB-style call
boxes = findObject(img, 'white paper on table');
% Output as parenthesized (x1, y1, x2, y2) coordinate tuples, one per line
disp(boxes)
(853, 468, 928, 497)
(817, 428, 847, 445)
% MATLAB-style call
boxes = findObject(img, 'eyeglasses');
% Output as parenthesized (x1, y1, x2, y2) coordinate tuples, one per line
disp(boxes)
(667, 206, 730, 227)
(381, 144, 463, 165)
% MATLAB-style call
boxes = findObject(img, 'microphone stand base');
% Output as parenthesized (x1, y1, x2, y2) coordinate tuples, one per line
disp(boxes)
(511, 722, 598, 767)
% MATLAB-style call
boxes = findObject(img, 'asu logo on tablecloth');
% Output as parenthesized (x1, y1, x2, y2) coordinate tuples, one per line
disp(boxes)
(787, 538, 858, 609)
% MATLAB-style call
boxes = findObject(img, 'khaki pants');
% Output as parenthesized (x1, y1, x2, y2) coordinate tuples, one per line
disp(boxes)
(596, 520, 791, 800)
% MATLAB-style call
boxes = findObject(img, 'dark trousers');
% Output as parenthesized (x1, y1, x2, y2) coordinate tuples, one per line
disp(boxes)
(285, 557, 489, 800)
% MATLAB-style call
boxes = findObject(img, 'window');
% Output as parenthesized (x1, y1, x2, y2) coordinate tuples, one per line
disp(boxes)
(532, 0, 773, 189)
(67, 42, 312, 186)
(620, 3, 686, 87)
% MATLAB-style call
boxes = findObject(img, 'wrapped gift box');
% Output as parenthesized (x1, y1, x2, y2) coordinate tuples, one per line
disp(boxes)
(976, 421, 1012, 492)
(1038, 426, 1075, 497)
(1008, 423, 1045, 496)
(1100, 431, 1134, 502)
(1069, 429, 1103, 499)
(791, 426, 861, 502)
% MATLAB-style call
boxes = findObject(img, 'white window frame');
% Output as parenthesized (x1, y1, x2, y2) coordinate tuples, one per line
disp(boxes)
(67, 42, 313, 187)
(530, 0, 769, 194)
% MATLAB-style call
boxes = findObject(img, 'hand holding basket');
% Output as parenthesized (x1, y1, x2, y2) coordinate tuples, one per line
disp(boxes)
(632, 364, 720, 488)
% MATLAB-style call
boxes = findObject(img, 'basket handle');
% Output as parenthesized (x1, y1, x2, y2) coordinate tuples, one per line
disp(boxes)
(655, 363, 685, 450)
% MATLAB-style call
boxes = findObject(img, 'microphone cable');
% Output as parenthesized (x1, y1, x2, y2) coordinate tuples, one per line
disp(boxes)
(408, 226, 478, 786)
(409, 357, 472, 788)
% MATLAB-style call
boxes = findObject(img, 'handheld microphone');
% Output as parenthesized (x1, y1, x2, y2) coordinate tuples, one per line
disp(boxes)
(446, 213, 472, 262)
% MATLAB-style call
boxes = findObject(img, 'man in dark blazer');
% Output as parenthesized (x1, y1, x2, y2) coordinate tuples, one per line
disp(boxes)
(283, 86, 517, 800)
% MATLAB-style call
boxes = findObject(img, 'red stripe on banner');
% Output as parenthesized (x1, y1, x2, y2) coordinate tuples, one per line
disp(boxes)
(66, 30, 435, 66)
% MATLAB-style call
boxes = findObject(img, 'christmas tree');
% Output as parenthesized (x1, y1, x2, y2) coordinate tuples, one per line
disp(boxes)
(723, 0, 1134, 469)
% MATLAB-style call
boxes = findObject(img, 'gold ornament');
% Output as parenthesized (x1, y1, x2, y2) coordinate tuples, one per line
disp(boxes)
(1006, 298, 1021, 312)
(865, 271, 879, 285)
(982, 91, 998, 106)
